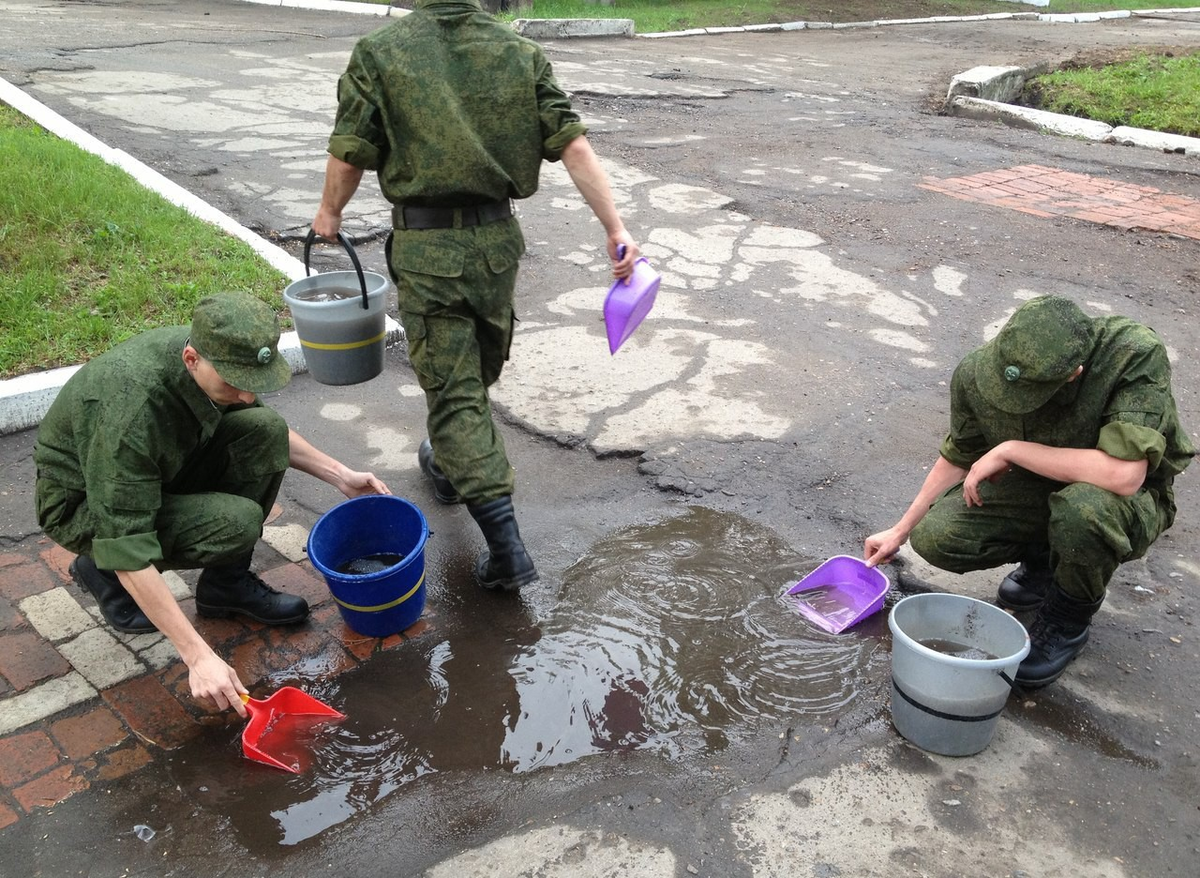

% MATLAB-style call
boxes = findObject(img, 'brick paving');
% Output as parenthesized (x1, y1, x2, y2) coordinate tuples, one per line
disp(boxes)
(0, 521, 425, 827)
(919, 164, 1200, 240)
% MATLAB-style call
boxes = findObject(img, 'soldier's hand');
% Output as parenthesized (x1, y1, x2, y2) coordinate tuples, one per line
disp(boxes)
(341, 470, 391, 498)
(864, 527, 905, 567)
(189, 652, 249, 718)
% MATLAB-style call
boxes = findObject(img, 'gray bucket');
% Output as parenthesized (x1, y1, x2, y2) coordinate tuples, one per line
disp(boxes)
(283, 230, 390, 386)
(888, 593, 1030, 756)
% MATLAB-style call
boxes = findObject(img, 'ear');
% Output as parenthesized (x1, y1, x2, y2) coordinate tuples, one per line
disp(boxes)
(182, 344, 200, 372)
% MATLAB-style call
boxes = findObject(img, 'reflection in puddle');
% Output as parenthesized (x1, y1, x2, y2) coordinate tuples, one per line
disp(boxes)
(167, 508, 881, 849)
(501, 507, 878, 769)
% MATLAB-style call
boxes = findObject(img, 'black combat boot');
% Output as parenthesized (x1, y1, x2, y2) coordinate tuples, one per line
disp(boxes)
(70, 555, 155, 634)
(1014, 588, 1104, 689)
(996, 552, 1053, 612)
(418, 439, 462, 505)
(196, 557, 309, 625)
(467, 496, 538, 592)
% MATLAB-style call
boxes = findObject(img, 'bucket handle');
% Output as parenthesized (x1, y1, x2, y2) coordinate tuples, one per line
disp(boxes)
(303, 229, 371, 311)
(997, 670, 1025, 695)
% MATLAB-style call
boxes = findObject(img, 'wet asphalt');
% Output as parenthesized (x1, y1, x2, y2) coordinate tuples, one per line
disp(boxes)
(2, 1, 1200, 876)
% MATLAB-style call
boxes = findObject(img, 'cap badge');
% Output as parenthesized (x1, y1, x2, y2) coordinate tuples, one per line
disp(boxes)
(257, 347, 272, 365)
(1003, 365, 1021, 382)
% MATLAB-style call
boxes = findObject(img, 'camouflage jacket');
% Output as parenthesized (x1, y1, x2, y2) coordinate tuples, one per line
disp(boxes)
(942, 316, 1195, 503)
(328, 0, 586, 206)
(34, 327, 269, 572)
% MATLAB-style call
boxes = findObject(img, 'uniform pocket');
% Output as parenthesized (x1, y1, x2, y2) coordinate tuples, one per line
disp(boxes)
(393, 236, 465, 278)
(482, 222, 526, 275)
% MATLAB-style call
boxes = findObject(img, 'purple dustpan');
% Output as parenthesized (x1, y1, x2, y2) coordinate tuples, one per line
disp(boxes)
(787, 555, 890, 634)
(603, 255, 660, 354)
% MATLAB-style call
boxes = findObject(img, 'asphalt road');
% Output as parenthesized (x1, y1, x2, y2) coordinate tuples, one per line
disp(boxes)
(2, 2, 1199, 876)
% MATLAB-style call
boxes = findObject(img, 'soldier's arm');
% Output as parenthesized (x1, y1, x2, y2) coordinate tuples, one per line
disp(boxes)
(559, 136, 638, 279)
(116, 567, 249, 717)
(965, 441, 1147, 505)
(864, 455, 968, 567)
(313, 155, 365, 240)
(287, 428, 390, 497)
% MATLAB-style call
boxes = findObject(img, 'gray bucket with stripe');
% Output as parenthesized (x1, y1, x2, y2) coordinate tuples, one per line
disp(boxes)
(888, 593, 1030, 756)
(284, 230, 391, 386)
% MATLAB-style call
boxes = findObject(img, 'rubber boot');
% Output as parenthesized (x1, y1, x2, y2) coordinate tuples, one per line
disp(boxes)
(196, 556, 309, 624)
(467, 496, 538, 592)
(996, 551, 1052, 612)
(418, 439, 462, 505)
(1014, 588, 1104, 689)
(70, 555, 156, 634)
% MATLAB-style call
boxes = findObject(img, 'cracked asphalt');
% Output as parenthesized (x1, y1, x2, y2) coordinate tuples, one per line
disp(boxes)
(2, 1, 1199, 875)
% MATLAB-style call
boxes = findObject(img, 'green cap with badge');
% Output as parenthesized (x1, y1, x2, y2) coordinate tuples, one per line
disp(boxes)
(190, 292, 292, 394)
(977, 296, 1095, 415)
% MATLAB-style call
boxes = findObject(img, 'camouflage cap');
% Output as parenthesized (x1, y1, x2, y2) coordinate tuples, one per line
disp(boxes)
(190, 292, 291, 394)
(977, 296, 1095, 415)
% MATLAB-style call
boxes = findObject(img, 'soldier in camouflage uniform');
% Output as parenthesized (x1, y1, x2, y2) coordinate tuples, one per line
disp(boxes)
(864, 296, 1193, 687)
(312, 0, 638, 594)
(35, 293, 390, 716)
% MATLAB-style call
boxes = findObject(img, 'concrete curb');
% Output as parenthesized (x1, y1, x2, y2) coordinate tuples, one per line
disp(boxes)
(239, 0, 410, 17)
(0, 76, 402, 436)
(511, 18, 633, 39)
(944, 65, 1200, 156)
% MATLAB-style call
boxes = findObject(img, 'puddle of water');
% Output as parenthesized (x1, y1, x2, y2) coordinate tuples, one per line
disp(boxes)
(1012, 695, 1158, 768)
(501, 508, 879, 769)
(165, 508, 883, 850)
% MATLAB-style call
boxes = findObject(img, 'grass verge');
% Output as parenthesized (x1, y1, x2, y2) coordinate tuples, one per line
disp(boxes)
(0, 104, 290, 380)
(494, 0, 1200, 30)
(1026, 51, 1200, 137)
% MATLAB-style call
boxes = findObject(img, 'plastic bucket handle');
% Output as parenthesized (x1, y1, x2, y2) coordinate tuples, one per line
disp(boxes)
(303, 228, 370, 310)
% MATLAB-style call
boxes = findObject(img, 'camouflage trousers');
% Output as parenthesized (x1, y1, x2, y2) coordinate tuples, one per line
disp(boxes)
(388, 218, 525, 505)
(908, 469, 1171, 602)
(36, 406, 289, 571)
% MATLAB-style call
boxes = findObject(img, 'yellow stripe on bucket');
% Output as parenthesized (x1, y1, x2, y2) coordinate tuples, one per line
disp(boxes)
(299, 330, 387, 352)
(331, 570, 424, 613)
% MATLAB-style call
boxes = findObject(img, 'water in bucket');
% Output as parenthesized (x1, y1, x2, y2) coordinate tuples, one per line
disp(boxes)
(888, 593, 1030, 756)
(290, 285, 365, 304)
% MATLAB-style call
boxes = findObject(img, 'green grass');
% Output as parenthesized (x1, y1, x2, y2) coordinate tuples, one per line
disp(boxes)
(492, 0, 1200, 30)
(0, 104, 290, 379)
(1028, 52, 1200, 137)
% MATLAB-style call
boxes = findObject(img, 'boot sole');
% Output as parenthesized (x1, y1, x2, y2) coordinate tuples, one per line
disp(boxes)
(478, 569, 539, 593)
(1014, 638, 1088, 689)
(195, 603, 310, 625)
(995, 595, 1044, 613)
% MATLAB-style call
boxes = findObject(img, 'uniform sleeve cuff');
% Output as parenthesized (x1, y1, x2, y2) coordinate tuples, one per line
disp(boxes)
(91, 532, 163, 573)
(328, 134, 381, 171)
(1098, 421, 1166, 472)
(543, 122, 588, 161)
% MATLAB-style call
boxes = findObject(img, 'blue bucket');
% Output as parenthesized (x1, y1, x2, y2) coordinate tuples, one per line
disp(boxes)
(307, 495, 429, 638)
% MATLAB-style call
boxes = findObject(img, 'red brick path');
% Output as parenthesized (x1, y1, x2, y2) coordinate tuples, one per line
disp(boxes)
(0, 539, 427, 827)
(919, 164, 1200, 240)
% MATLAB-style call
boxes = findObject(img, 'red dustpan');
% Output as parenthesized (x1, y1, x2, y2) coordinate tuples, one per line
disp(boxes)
(240, 687, 345, 773)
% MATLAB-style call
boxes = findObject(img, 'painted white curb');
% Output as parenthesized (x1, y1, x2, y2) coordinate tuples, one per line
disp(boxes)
(944, 67, 1200, 157)
(0, 77, 401, 435)
(239, 0, 410, 17)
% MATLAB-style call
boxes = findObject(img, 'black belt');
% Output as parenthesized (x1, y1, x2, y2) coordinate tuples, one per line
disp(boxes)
(392, 199, 513, 230)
